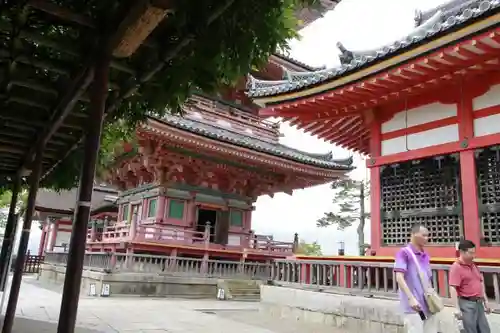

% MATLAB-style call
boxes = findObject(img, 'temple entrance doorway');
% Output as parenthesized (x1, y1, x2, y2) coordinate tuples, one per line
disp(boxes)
(197, 208, 217, 243)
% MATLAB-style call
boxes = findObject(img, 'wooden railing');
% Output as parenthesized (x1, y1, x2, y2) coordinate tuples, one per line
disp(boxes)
(185, 95, 280, 142)
(45, 252, 270, 280)
(41, 252, 500, 311)
(87, 223, 295, 254)
(23, 254, 44, 274)
(271, 259, 500, 310)
(249, 234, 294, 253)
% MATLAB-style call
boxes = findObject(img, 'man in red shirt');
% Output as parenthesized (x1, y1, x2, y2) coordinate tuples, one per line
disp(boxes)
(449, 240, 491, 333)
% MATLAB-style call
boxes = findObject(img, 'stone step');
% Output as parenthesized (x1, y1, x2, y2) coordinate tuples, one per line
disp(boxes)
(217, 279, 261, 301)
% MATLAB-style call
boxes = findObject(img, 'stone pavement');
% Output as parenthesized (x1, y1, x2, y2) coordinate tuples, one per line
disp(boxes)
(2, 276, 350, 333)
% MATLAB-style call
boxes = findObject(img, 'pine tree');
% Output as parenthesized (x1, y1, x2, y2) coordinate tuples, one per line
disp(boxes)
(317, 179, 370, 255)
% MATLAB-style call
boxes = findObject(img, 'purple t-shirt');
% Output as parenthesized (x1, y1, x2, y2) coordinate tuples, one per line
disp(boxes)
(394, 245, 432, 315)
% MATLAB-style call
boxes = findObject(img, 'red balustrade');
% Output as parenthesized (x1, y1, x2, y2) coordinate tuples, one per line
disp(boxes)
(85, 221, 294, 255)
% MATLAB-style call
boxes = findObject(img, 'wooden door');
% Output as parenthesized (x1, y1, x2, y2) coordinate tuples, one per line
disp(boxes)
(215, 210, 230, 245)
(131, 204, 142, 225)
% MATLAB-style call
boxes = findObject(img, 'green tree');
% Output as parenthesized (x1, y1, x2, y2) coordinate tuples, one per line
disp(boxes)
(296, 240, 323, 256)
(0, 190, 28, 228)
(26, 0, 323, 191)
(317, 179, 370, 256)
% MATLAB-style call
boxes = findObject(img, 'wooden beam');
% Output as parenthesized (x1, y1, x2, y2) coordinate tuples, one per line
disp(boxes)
(111, 0, 173, 58)
(41, 0, 236, 181)
(27, 0, 95, 28)
(22, 59, 94, 167)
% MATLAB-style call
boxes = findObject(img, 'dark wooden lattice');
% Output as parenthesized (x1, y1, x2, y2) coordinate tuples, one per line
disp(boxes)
(476, 145, 500, 244)
(380, 154, 463, 245)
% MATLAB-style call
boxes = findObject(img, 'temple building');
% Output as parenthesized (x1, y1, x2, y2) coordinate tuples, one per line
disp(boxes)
(35, 185, 118, 255)
(38, 0, 352, 262)
(247, 0, 500, 259)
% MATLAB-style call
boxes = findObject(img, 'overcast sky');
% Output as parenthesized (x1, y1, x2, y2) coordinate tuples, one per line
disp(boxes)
(252, 0, 448, 255)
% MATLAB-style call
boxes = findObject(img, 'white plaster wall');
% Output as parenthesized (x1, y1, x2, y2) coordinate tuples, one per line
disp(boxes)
(381, 124, 459, 156)
(474, 114, 500, 137)
(228, 235, 241, 246)
(54, 230, 71, 248)
(381, 102, 457, 133)
(472, 83, 500, 111)
(472, 83, 500, 137)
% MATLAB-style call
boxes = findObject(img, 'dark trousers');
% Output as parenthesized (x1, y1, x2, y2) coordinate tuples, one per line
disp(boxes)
(459, 298, 491, 333)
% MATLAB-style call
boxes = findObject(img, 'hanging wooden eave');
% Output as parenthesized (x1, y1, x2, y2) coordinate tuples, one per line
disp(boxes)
(112, 0, 175, 58)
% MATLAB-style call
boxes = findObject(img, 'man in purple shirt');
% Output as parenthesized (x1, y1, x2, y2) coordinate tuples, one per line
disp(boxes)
(394, 223, 438, 333)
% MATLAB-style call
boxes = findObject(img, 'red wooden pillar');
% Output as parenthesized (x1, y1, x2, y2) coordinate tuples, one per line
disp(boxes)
(370, 167, 382, 252)
(368, 109, 382, 253)
(117, 203, 123, 222)
(49, 221, 58, 251)
(186, 192, 197, 227)
(157, 196, 166, 221)
(457, 86, 481, 245)
(142, 198, 148, 219)
(90, 220, 97, 242)
(460, 151, 480, 244)
(38, 223, 48, 256)
(300, 263, 311, 284)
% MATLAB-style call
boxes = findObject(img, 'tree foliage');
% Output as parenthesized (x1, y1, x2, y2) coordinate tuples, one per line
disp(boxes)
(296, 240, 323, 256)
(25, 0, 320, 190)
(317, 178, 370, 255)
(0, 190, 28, 228)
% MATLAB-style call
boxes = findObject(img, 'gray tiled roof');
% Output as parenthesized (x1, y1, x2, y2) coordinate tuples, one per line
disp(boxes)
(247, 0, 500, 98)
(151, 114, 354, 170)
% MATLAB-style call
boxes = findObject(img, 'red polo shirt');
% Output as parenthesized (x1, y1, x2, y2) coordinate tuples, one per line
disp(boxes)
(449, 260, 483, 298)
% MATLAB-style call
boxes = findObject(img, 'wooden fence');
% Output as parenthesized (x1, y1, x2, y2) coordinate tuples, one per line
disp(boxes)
(23, 253, 44, 274)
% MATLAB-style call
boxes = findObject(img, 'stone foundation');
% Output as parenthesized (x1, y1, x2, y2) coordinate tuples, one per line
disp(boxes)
(40, 263, 218, 298)
(260, 285, 500, 333)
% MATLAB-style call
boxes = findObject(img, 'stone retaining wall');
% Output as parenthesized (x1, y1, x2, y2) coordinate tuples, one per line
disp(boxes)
(260, 285, 500, 333)
(40, 263, 218, 298)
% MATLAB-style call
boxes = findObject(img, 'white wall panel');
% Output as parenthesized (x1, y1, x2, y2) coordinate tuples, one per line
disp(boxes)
(381, 124, 459, 156)
(472, 84, 500, 111)
(381, 102, 457, 133)
(474, 113, 500, 137)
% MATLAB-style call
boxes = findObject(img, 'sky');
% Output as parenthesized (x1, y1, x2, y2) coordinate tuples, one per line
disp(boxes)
(251, 0, 448, 255)
(16, 0, 450, 256)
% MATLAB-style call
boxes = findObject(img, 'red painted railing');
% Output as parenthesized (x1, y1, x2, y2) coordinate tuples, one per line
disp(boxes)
(87, 223, 294, 254)
(274, 257, 500, 311)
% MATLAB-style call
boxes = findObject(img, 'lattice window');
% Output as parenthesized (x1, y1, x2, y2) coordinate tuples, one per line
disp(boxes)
(380, 154, 463, 245)
(475, 145, 500, 244)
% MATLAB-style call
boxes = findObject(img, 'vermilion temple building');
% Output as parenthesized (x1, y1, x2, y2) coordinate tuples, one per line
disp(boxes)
(35, 185, 118, 255)
(247, 0, 500, 259)
(37, 0, 352, 261)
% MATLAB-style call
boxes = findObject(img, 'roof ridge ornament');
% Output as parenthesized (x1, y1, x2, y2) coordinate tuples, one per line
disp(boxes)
(337, 41, 354, 65)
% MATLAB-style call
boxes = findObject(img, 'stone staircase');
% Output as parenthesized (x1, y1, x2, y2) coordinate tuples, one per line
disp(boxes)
(217, 279, 262, 301)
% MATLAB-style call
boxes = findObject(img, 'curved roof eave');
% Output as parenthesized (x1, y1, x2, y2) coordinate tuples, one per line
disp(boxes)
(247, 0, 500, 102)
(142, 115, 354, 171)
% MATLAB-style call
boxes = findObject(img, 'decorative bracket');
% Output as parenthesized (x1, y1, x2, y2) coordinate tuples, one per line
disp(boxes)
(460, 138, 469, 148)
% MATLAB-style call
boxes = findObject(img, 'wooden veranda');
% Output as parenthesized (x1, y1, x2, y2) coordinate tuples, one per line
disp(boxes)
(0, 1, 238, 333)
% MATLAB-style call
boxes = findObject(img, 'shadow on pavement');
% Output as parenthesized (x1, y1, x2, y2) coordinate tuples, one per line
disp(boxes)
(0, 317, 105, 333)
